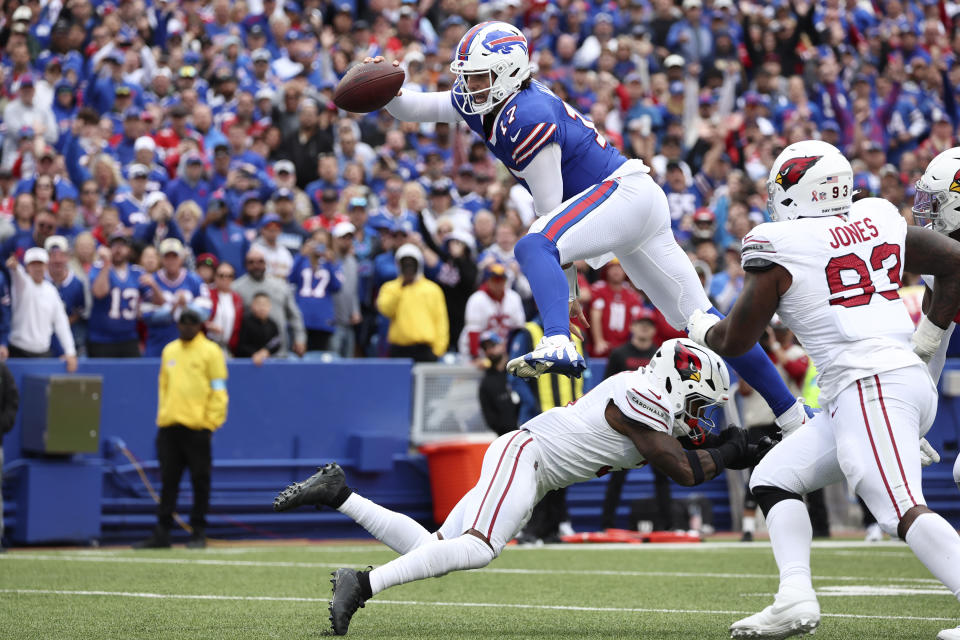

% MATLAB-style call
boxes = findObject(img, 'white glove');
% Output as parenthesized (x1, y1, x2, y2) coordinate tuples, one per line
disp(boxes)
(774, 397, 810, 437)
(919, 437, 941, 467)
(911, 316, 947, 364)
(687, 308, 721, 346)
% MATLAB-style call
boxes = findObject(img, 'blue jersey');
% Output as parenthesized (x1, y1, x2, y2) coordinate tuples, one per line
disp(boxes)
(50, 271, 86, 357)
(88, 264, 153, 344)
(451, 80, 625, 204)
(289, 255, 343, 332)
(141, 269, 211, 356)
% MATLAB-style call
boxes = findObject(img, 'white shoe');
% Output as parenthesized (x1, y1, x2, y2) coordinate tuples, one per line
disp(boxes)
(730, 588, 820, 639)
(864, 523, 883, 543)
(506, 335, 586, 378)
(557, 521, 575, 537)
(938, 625, 960, 640)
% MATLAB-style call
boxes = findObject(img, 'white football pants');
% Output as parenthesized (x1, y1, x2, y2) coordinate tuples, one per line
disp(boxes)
(527, 161, 711, 329)
(751, 365, 937, 535)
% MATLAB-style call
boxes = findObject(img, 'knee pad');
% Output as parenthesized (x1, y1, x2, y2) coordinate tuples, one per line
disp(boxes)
(514, 233, 559, 268)
(427, 534, 495, 577)
(751, 485, 803, 517)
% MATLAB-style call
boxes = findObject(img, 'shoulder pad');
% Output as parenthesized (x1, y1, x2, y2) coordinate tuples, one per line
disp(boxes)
(741, 224, 781, 270)
(613, 371, 673, 434)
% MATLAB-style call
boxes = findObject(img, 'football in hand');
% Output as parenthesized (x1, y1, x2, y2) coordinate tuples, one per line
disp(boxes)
(333, 62, 405, 113)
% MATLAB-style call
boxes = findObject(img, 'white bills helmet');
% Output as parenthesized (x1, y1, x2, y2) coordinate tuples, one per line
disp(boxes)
(913, 147, 960, 234)
(767, 140, 854, 221)
(649, 338, 730, 443)
(450, 21, 531, 116)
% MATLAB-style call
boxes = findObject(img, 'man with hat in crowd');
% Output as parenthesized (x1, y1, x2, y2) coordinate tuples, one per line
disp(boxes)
(2, 73, 57, 164)
(191, 198, 252, 275)
(477, 330, 519, 436)
(45, 235, 88, 358)
(331, 221, 361, 358)
(136, 305, 228, 549)
(270, 187, 309, 253)
(6, 247, 76, 370)
(113, 163, 153, 228)
(232, 247, 307, 356)
(459, 263, 525, 359)
(305, 189, 349, 232)
(290, 228, 343, 352)
(88, 231, 161, 358)
(252, 213, 294, 280)
(272, 160, 312, 222)
(168, 152, 212, 212)
(109, 107, 146, 167)
(142, 238, 212, 357)
(369, 174, 417, 232)
(130, 136, 168, 192)
(425, 178, 471, 235)
(1, 208, 58, 263)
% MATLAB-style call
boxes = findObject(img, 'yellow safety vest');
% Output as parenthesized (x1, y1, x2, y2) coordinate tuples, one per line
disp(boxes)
(525, 321, 585, 411)
(802, 362, 821, 410)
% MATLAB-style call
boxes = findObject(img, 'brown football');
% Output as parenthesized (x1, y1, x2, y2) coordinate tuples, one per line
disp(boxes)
(333, 62, 405, 113)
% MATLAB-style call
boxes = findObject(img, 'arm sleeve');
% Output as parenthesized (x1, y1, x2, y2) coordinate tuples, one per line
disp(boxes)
(376, 280, 401, 318)
(431, 287, 449, 357)
(385, 90, 461, 124)
(205, 347, 229, 429)
(284, 288, 306, 345)
(51, 293, 76, 356)
(513, 143, 564, 216)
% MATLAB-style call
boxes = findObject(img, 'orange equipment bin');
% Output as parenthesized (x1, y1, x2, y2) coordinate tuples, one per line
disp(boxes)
(418, 435, 496, 523)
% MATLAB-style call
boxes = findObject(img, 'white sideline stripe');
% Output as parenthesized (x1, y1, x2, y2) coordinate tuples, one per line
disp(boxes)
(0, 553, 941, 584)
(0, 589, 955, 623)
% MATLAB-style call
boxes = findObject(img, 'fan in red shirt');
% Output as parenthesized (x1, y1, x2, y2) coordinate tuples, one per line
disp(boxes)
(588, 259, 644, 356)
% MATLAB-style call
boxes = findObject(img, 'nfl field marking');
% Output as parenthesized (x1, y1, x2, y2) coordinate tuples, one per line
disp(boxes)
(742, 585, 954, 597)
(0, 589, 954, 623)
(0, 553, 941, 583)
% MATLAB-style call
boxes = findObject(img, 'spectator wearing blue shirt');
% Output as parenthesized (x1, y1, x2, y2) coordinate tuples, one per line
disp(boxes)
(271, 188, 309, 255)
(168, 152, 212, 212)
(190, 198, 252, 275)
(1, 209, 58, 263)
(88, 233, 162, 357)
(108, 108, 144, 167)
(45, 235, 88, 357)
(290, 229, 343, 352)
(666, 0, 713, 65)
(141, 238, 212, 357)
(113, 164, 152, 228)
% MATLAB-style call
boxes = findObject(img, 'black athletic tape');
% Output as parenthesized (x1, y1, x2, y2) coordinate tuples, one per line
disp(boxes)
(328, 484, 354, 509)
(751, 484, 802, 517)
(685, 450, 705, 485)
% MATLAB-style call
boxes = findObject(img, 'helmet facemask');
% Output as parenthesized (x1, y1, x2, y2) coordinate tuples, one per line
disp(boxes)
(450, 60, 524, 116)
(913, 179, 959, 233)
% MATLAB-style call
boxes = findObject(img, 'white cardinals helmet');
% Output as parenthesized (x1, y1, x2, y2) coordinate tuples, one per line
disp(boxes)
(450, 21, 531, 116)
(913, 147, 960, 234)
(649, 338, 730, 443)
(767, 140, 853, 221)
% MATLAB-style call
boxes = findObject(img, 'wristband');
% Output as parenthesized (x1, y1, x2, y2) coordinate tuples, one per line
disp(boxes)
(565, 265, 579, 303)
(706, 447, 726, 473)
(912, 315, 947, 363)
(686, 308, 721, 345)
(685, 450, 705, 485)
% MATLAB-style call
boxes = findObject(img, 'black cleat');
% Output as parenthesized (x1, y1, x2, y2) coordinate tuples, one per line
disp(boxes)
(328, 568, 367, 636)
(273, 463, 349, 512)
(133, 527, 171, 549)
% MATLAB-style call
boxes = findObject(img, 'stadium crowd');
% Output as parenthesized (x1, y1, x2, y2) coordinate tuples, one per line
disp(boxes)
(0, 0, 954, 363)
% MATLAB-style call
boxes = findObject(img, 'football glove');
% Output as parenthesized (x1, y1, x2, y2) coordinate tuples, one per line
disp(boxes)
(911, 316, 946, 364)
(775, 397, 814, 437)
(686, 308, 720, 346)
(920, 437, 941, 467)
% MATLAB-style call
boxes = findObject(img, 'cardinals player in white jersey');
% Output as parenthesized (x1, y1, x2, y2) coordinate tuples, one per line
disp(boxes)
(686, 140, 960, 640)
(911, 146, 960, 492)
(273, 339, 772, 636)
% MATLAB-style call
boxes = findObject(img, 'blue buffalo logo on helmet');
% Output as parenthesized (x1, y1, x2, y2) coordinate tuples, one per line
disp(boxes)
(775, 155, 823, 190)
(482, 30, 527, 55)
(673, 341, 703, 383)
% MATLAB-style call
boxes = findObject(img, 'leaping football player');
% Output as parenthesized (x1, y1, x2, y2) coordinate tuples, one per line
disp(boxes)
(685, 139, 960, 640)
(275, 339, 774, 636)
(359, 21, 810, 435)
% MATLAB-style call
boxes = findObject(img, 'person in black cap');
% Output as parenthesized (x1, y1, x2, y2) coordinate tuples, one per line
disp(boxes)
(477, 331, 519, 436)
(135, 306, 228, 549)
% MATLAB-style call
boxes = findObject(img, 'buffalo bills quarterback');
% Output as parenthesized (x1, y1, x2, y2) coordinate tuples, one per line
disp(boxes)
(362, 21, 808, 433)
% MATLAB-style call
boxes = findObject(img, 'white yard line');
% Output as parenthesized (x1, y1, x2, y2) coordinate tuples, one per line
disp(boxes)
(0, 552, 942, 583)
(0, 589, 954, 623)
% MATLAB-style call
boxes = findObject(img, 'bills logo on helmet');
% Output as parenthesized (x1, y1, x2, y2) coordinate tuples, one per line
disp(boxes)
(482, 30, 527, 55)
(775, 156, 823, 190)
(673, 342, 703, 383)
(951, 167, 960, 194)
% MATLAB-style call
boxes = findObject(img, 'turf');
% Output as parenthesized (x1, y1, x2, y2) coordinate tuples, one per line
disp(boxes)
(0, 540, 956, 639)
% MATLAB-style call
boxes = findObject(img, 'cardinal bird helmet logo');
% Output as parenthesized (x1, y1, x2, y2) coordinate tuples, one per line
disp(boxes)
(775, 156, 823, 190)
(950, 167, 960, 195)
(673, 341, 703, 383)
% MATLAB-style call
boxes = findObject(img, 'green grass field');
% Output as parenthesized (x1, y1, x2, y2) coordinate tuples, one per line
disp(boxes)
(0, 539, 956, 639)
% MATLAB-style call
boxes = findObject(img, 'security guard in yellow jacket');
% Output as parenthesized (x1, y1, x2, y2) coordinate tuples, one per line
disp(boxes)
(136, 308, 228, 549)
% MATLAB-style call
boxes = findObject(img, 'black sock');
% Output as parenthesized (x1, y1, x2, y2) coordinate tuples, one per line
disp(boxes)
(358, 569, 373, 601)
(323, 484, 353, 510)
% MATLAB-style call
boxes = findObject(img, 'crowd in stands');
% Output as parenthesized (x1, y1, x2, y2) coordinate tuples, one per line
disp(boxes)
(0, 0, 955, 363)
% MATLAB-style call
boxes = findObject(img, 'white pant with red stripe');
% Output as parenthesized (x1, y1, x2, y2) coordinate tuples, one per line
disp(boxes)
(436, 429, 544, 553)
(527, 161, 711, 329)
(750, 365, 937, 534)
